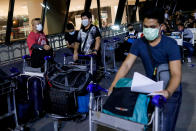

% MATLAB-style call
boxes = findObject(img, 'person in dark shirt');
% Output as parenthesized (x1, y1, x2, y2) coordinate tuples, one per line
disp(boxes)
(185, 16, 195, 28)
(124, 24, 138, 44)
(64, 23, 79, 52)
(74, 11, 102, 65)
(54, 23, 78, 64)
(109, 7, 182, 131)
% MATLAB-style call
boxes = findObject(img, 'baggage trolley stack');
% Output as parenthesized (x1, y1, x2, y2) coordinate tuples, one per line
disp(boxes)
(45, 54, 95, 131)
(88, 84, 164, 131)
(102, 36, 121, 77)
(0, 69, 23, 130)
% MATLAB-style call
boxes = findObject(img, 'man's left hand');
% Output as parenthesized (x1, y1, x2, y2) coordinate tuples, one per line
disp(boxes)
(91, 49, 98, 55)
(91, 51, 97, 55)
(156, 90, 171, 99)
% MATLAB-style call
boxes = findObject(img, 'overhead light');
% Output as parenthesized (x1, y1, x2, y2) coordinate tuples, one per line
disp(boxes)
(40, 3, 50, 10)
(40, 3, 45, 7)
(21, 5, 27, 9)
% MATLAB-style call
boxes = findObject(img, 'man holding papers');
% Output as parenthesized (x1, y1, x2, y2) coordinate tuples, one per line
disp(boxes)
(109, 7, 182, 131)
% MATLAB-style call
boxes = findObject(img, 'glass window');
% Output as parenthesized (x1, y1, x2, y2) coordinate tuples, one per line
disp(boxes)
(44, 0, 67, 35)
(68, 0, 86, 30)
(67, 0, 128, 30)
(99, 0, 128, 27)
(12, 0, 43, 41)
(0, 0, 9, 43)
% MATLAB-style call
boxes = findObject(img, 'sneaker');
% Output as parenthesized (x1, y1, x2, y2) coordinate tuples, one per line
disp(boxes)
(187, 57, 192, 63)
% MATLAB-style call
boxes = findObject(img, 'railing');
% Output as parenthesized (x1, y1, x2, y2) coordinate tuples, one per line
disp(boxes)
(0, 33, 66, 65)
(0, 24, 128, 66)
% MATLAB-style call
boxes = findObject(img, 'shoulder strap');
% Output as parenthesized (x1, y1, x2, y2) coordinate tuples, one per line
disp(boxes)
(144, 39, 158, 80)
(146, 43, 154, 66)
(81, 26, 93, 52)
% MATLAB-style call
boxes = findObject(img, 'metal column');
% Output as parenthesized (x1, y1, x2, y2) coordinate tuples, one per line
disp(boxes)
(62, 0, 71, 33)
(41, 0, 47, 28)
(114, 0, 127, 25)
(97, 0, 102, 28)
(5, 0, 15, 45)
(84, 0, 92, 12)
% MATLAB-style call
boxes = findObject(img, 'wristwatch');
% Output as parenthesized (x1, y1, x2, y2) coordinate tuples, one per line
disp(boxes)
(92, 49, 98, 52)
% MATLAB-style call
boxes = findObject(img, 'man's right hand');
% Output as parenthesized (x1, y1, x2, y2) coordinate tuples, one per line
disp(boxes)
(43, 44, 51, 50)
(124, 37, 128, 41)
(108, 86, 114, 96)
(73, 53, 78, 61)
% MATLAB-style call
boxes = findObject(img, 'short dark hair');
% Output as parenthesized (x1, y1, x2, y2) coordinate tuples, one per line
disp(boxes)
(81, 12, 92, 19)
(67, 23, 74, 30)
(127, 23, 133, 28)
(143, 7, 164, 24)
(31, 18, 41, 25)
(177, 23, 184, 27)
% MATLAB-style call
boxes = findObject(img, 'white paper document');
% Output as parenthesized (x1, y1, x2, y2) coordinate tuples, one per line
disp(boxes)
(131, 72, 164, 93)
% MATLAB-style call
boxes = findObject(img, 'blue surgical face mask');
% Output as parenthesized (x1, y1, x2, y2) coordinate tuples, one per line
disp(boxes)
(143, 27, 159, 41)
(69, 31, 75, 35)
(82, 19, 89, 27)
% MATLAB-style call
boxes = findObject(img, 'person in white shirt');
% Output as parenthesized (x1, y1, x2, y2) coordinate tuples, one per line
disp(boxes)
(177, 23, 194, 63)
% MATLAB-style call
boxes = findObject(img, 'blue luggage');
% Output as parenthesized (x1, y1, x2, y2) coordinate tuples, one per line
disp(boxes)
(16, 75, 44, 123)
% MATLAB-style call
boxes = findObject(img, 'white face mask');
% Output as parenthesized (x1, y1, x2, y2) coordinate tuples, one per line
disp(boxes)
(36, 24, 43, 31)
(69, 31, 75, 35)
(82, 19, 89, 27)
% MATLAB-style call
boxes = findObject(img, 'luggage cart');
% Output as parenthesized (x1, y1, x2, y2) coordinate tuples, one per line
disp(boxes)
(0, 70, 23, 131)
(102, 37, 121, 78)
(22, 55, 51, 77)
(46, 54, 95, 131)
(88, 86, 163, 131)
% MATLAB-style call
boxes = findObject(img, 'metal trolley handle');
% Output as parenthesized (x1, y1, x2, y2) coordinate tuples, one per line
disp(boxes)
(63, 53, 95, 75)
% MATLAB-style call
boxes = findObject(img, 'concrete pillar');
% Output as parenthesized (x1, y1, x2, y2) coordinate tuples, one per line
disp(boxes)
(27, 0, 43, 31)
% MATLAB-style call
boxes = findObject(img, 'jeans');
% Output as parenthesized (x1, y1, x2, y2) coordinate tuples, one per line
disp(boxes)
(160, 85, 182, 131)
(183, 42, 194, 58)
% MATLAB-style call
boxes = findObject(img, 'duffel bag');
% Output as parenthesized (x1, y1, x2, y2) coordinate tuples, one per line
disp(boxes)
(46, 64, 91, 94)
(103, 78, 150, 125)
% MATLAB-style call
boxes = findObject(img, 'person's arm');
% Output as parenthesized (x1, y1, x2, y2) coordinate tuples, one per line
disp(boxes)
(183, 29, 193, 39)
(27, 33, 36, 55)
(108, 53, 137, 95)
(157, 60, 181, 99)
(92, 36, 101, 54)
(73, 42, 80, 61)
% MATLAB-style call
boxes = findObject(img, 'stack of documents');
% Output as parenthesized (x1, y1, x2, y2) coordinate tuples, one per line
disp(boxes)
(131, 72, 164, 93)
